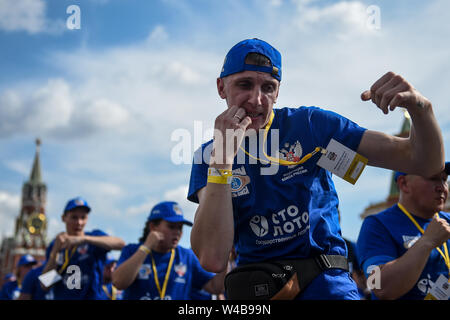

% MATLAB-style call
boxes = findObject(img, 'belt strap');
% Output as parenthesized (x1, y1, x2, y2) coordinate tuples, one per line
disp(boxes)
(315, 254, 349, 271)
(280, 254, 349, 291)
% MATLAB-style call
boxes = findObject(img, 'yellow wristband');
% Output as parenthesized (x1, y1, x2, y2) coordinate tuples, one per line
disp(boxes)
(139, 245, 151, 255)
(207, 175, 231, 184)
(208, 167, 232, 184)
(208, 167, 232, 177)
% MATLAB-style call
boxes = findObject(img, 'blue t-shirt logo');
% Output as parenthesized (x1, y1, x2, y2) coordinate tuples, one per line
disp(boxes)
(249, 215, 269, 237)
(174, 263, 187, 277)
(402, 235, 420, 249)
(230, 166, 251, 198)
(230, 176, 242, 191)
(279, 140, 303, 168)
(138, 264, 151, 279)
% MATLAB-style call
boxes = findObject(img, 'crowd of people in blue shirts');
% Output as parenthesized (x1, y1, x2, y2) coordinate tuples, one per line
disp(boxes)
(1, 160, 448, 301)
(0, 198, 227, 300)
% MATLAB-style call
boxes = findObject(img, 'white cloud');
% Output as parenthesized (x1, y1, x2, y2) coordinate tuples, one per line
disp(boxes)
(123, 185, 195, 221)
(3, 44, 219, 157)
(164, 185, 197, 223)
(269, 0, 283, 7)
(294, 1, 379, 40)
(0, 78, 130, 139)
(0, 79, 73, 137)
(3, 160, 30, 176)
(71, 98, 130, 131)
(86, 181, 123, 197)
(0, 0, 64, 34)
(125, 198, 157, 217)
(147, 25, 169, 42)
(46, 217, 64, 241)
(0, 191, 20, 238)
(165, 61, 203, 85)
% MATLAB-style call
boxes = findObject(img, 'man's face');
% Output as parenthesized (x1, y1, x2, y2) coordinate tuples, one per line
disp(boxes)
(62, 208, 88, 236)
(405, 171, 449, 214)
(151, 220, 183, 251)
(217, 70, 280, 131)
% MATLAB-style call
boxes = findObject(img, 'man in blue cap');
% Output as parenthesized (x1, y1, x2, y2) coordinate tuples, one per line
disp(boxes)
(98, 257, 122, 300)
(0, 254, 37, 300)
(113, 201, 225, 300)
(41, 196, 125, 299)
(357, 162, 450, 300)
(18, 260, 54, 300)
(188, 38, 445, 299)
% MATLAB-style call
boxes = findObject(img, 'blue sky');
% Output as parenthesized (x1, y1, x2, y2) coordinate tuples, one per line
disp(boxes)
(1, 0, 450, 259)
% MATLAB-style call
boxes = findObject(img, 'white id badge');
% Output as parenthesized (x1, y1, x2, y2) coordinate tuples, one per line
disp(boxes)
(38, 269, 62, 288)
(425, 274, 450, 300)
(316, 139, 368, 185)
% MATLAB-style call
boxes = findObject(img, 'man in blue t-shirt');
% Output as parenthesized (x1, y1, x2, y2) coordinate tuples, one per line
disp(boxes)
(98, 258, 123, 300)
(18, 263, 55, 300)
(188, 38, 445, 300)
(357, 163, 450, 300)
(0, 254, 37, 300)
(40, 196, 125, 300)
(113, 201, 225, 300)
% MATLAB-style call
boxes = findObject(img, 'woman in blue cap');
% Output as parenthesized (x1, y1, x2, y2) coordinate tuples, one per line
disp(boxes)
(112, 201, 225, 300)
(40, 196, 125, 300)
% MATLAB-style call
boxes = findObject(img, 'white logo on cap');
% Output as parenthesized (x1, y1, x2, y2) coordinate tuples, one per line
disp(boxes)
(75, 199, 84, 206)
(173, 205, 182, 216)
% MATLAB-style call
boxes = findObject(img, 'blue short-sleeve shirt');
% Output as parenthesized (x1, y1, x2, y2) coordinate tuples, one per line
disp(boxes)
(0, 280, 20, 300)
(45, 229, 109, 300)
(188, 106, 367, 299)
(357, 205, 450, 300)
(20, 265, 54, 300)
(117, 244, 215, 300)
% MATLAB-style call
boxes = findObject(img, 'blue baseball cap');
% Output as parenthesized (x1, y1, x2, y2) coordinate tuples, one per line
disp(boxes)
(220, 38, 282, 81)
(394, 161, 450, 182)
(64, 196, 91, 213)
(147, 201, 193, 226)
(17, 254, 37, 267)
(3, 273, 16, 281)
(105, 258, 117, 266)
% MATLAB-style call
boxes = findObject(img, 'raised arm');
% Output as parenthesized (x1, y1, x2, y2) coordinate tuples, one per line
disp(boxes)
(371, 215, 450, 300)
(112, 231, 163, 290)
(191, 185, 234, 273)
(358, 72, 444, 176)
(190, 106, 251, 273)
(112, 247, 148, 290)
(83, 235, 125, 251)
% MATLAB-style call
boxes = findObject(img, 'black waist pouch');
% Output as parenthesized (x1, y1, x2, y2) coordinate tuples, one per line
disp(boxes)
(225, 261, 296, 300)
(224, 255, 349, 300)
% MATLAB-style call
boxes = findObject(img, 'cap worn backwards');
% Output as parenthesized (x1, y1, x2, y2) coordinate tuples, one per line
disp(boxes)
(64, 196, 91, 213)
(220, 38, 282, 81)
(147, 201, 193, 226)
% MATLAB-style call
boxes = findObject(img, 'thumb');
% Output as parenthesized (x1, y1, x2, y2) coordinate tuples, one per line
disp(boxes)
(361, 90, 371, 101)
